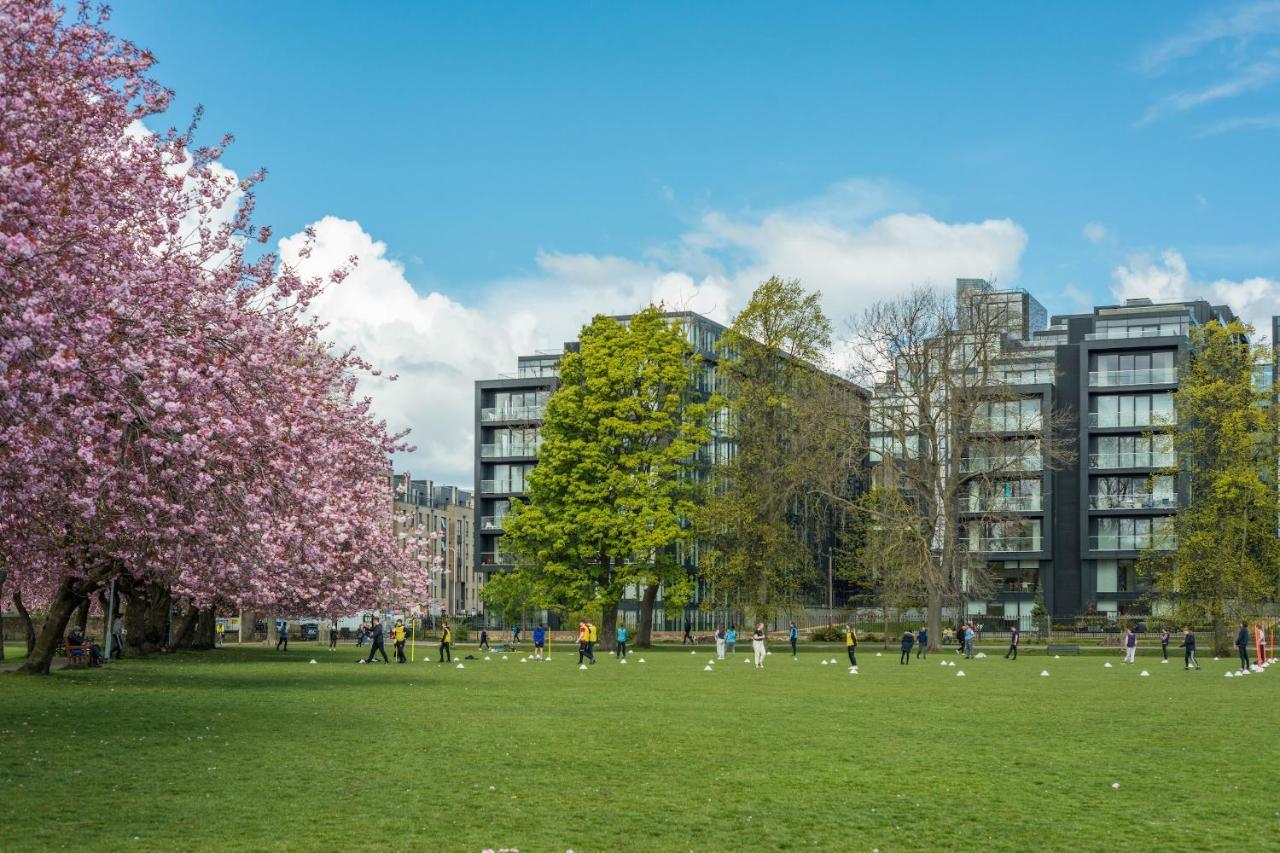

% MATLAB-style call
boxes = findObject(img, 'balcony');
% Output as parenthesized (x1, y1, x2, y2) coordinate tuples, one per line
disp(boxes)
(1088, 411, 1175, 428)
(479, 552, 511, 567)
(480, 442, 541, 459)
(479, 515, 506, 531)
(1084, 327, 1184, 341)
(1088, 367, 1178, 387)
(1088, 452, 1176, 470)
(479, 479, 524, 494)
(480, 405, 545, 423)
(1088, 494, 1177, 510)
(1089, 533, 1176, 550)
(971, 417, 1042, 433)
(964, 536, 1043, 553)
(968, 496, 1042, 512)
(959, 456, 1042, 474)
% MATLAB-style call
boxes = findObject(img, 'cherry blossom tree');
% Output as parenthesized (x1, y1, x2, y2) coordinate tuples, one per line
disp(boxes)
(1, 0, 430, 672)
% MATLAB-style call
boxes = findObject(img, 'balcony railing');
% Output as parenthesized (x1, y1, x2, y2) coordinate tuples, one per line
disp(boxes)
(968, 496, 1042, 512)
(964, 536, 1043, 553)
(992, 580, 1040, 594)
(479, 479, 524, 494)
(971, 417, 1042, 433)
(1088, 452, 1176, 469)
(1089, 533, 1176, 550)
(480, 405, 545, 423)
(1084, 327, 1184, 341)
(1088, 411, 1175, 428)
(479, 552, 511, 566)
(1088, 494, 1177, 510)
(959, 456, 1042, 473)
(480, 442, 541, 458)
(1088, 367, 1178, 387)
(479, 515, 506, 531)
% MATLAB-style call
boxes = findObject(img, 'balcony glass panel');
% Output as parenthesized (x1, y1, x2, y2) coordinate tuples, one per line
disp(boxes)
(1088, 493, 1177, 510)
(1088, 452, 1176, 469)
(1089, 533, 1176, 550)
(1088, 367, 1178, 387)
(480, 405, 546, 422)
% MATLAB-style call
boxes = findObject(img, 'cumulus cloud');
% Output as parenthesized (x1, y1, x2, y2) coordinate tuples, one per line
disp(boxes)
(1110, 249, 1280, 336)
(1083, 222, 1110, 244)
(280, 184, 1030, 484)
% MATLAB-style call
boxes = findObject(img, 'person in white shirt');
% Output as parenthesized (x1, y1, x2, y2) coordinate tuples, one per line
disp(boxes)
(715, 624, 726, 660)
(751, 623, 767, 669)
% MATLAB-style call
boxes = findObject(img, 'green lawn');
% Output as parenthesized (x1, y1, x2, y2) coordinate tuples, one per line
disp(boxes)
(1, 642, 1277, 852)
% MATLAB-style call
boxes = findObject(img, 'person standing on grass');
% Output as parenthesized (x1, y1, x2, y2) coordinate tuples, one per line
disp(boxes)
(900, 629, 914, 665)
(1181, 627, 1200, 670)
(1006, 625, 1020, 660)
(1122, 626, 1137, 664)
(532, 624, 546, 660)
(752, 623, 767, 668)
(1159, 627, 1170, 661)
(1236, 622, 1250, 670)
(789, 622, 798, 657)
(276, 620, 289, 652)
(111, 614, 124, 659)
(916, 626, 928, 660)
(616, 623, 628, 659)
(329, 621, 338, 651)
(955, 623, 967, 655)
(393, 619, 407, 663)
(964, 624, 975, 659)
(438, 621, 452, 663)
(726, 625, 737, 657)
(845, 623, 858, 669)
(479, 628, 489, 651)
(586, 620, 598, 663)
(715, 625, 726, 660)
(512, 624, 522, 646)
(364, 617, 388, 663)
(683, 618, 694, 645)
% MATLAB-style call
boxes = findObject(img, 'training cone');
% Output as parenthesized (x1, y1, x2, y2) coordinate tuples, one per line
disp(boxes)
(1140, 670, 1150, 677)
(502, 655, 509, 660)
(309, 659, 317, 664)
(638, 658, 646, 664)
(519, 658, 527, 664)
(703, 665, 713, 672)
(876, 652, 882, 657)
(484, 656, 491, 661)
(579, 664, 588, 670)
(940, 661, 948, 667)
(1040, 670, 1050, 677)
(1161, 659, 1168, 664)
(1054, 655, 1061, 660)
(691, 650, 697, 655)
(948, 661, 956, 667)
(956, 671, 966, 677)
(456, 663, 464, 669)
(620, 659, 627, 665)
(821, 660, 829, 666)
(744, 658, 750, 664)
(1104, 662, 1113, 668)
(1225, 672, 1234, 678)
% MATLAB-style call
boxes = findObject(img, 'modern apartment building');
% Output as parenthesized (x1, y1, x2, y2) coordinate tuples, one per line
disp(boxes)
(391, 475, 477, 617)
(873, 278, 1270, 623)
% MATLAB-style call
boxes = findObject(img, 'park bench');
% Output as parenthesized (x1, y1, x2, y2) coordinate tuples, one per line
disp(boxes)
(1046, 644, 1080, 655)
(64, 643, 93, 667)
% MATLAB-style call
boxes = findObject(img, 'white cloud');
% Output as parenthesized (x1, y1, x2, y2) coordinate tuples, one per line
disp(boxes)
(1196, 112, 1280, 136)
(1110, 249, 1280, 335)
(281, 184, 1030, 484)
(1083, 222, 1109, 244)
(1139, 1, 1280, 75)
(1137, 53, 1280, 126)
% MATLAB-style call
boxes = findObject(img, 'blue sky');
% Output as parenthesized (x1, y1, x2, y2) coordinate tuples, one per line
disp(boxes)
(108, 1, 1280, 481)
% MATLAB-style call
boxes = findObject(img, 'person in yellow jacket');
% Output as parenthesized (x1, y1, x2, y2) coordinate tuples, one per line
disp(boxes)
(845, 623, 858, 669)
(393, 619, 407, 663)
(438, 620, 452, 663)
(586, 620, 597, 664)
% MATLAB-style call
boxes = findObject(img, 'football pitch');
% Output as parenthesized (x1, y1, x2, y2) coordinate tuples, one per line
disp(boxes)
(1, 642, 1277, 851)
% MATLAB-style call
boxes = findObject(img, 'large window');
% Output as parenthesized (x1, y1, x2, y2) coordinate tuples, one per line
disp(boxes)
(1089, 392, 1174, 427)
(1088, 315, 1189, 340)
(973, 398, 1042, 432)
(969, 478, 1041, 512)
(1090, 475, 1174, 509)
(966, 518, 1042, 552)
(1089, 350, 1176, 386)
(1089, 434, 1175, 469)
(1089, 516, 1174, 550)
(1096, 559, 1138, 593)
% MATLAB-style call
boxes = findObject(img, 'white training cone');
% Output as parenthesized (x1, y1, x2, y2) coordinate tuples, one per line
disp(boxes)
(1225, 672, 1234, 678)
(1140, 670, 1150, 677)
(520, 658, 527, 664)
(940, 661, 948, 667)
(1104, 662, 1113, 668)
(1054, 655, 1061, 660)
(1040, 670, 1050, 677)
(456, 663, 464, 669)
(767, 651, 773, 656)
(744, 658, 750, 664)
(1161, 659, 1168, 664)
(703, 664, 713, 671)
(502, 655, 509, 660)
(821, 660, 829, 666)
(1111, 782, 1120, 789)
(309, 659, 317, 665)
(956, 670, 966, 677)
(691, 650, 697, 655)
(638, 658, 646, 663)
(948, 661, 956, 667)
(579, 664, 588, 670)
(876, 652, 882, 657)
(484, 656, 491, 661)
(620, 659, 627, 665)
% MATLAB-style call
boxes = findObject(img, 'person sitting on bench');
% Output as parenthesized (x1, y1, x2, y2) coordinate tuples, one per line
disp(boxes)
(67, 625, 103, 667)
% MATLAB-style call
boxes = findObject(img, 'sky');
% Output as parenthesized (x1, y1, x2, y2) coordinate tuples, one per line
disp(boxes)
(106, 1, 1280, 485)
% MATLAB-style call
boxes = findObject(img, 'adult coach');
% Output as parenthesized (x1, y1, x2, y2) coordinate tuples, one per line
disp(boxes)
(439, 620, 452, 663)
(844, 623, 858, 669)
(1181, 627, 1200, 670)
(899, 629, 914, 665)
(1236, 622, 1250, 670)
(364, 617, 388, 663)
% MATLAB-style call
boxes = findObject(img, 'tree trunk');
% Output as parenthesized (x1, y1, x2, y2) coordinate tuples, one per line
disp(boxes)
(72, 597, 90, 637)
(13, 592, 36, 657)
(926, 586, 943, 652)
(637, 582, 660, 647)
(172, 602, 199, 649)
(123, 581, 170, 656)
(16, 576, 92, 674)
(598, 600, 618, 652)
(193, 607, 216, 650)
(266, 614, 279, 647)
(0, 568, 6, 663)
(1212, 617, 1230, 656)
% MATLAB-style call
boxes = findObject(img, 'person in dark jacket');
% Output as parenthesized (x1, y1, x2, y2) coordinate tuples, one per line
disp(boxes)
(364, 617, 388, 663)
(1006, 626, 1020, 660)
(915, 626, 928, 659)
(1159, 627, 1170, 661)
(1181, 627, 1199, 670)
(900, 629, 914, 665)
(1236, 622, 1251, 670)
(789, 622, 798, 657)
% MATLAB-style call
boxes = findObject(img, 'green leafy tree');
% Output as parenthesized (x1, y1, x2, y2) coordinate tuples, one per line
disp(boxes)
(501, 307, 712, 649)
(844, 485, 926, 629)
(697, 277, 864, 623)
(1138, 320, 1280, 653)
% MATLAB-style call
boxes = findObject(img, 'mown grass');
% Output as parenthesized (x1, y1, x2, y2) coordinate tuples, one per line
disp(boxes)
(1, 641, 1277, 852)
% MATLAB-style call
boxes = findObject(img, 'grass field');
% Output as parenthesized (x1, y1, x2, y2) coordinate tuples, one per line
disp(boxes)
(2, 641, 1278, 852)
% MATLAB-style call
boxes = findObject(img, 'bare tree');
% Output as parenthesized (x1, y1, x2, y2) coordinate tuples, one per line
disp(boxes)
(840, 284, 1075, 649)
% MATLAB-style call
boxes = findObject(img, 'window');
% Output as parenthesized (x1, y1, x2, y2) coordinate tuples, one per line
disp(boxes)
(1089, 393, 1174, 427)
(1090, 475, 1175, 508)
